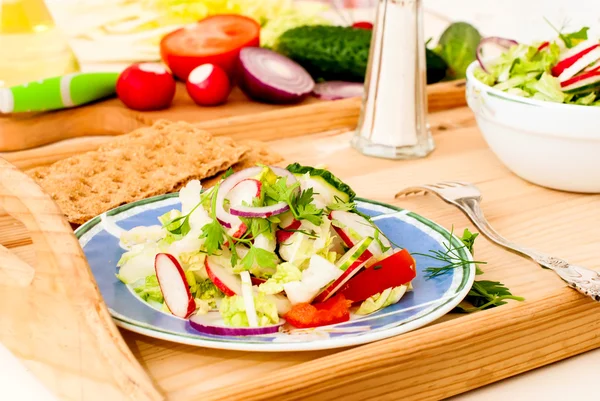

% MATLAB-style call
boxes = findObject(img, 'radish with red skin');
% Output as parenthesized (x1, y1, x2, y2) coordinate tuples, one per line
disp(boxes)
(186, 64, 231, 106)
(116, 63, 176, 111)
(560, 70, 600, 92)
(352, 21, 373, 30)
(329, 210, 390, 258)
(537, 41, 550, 51)
(552, 43, 600, 77)
(154, 253, 195, 318)
(275, 219, 301, 243)
(205, 257, 242, 296)
(238, 47, 315, 104)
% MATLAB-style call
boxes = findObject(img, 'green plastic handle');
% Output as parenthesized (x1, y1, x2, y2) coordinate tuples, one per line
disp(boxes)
(0, 72, 119, 114)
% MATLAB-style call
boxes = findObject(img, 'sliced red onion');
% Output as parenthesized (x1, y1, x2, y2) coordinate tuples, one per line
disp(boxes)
(238, 47, 315, 104)
(229, 202, 289, 218)
(216, 166, 297, 227)
(189, 312, 285, 336)
(477, 37, 519, 73)
(312, 81, 364, 100)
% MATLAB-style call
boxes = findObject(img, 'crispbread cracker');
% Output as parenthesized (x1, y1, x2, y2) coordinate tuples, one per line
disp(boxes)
(28, 120, 248, 224)
(199, 140, 285, 189)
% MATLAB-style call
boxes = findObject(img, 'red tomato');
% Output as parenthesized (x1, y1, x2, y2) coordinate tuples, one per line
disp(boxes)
(285, 294, 352, 329)
(186, 64, 231, 106)
(160, 15, 260, 81)
(116, 63, 176, 111)
(339, 249, 416, 303)
(352, 21, 373, 30)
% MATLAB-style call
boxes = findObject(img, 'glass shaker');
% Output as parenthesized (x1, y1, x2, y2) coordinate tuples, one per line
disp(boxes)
(0, 0, 80, 88)
(352, 0, 434, 159)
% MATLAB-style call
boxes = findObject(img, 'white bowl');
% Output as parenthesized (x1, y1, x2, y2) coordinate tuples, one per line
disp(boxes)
(465, 61, 600, 193)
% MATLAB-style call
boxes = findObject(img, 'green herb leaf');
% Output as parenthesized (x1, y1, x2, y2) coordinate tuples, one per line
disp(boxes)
(200, 220, 226, 255)
(543, 18, 589, 48)
(460, 228, 479, 254)
(455, 280, 525, 312)
(241, 246, 278, 271)
(222, 168, 235, 179)
(373, 229, 391, 253)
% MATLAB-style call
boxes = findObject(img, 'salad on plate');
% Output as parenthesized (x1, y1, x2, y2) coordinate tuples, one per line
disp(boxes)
(474, 25, 600, 105)
(115, 164, 416, 335)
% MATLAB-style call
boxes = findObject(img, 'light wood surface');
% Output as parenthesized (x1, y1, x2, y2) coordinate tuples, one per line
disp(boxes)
(0, 159, 163, 400)
(1, 103, 599, 400)
(0, 80, 466, 153)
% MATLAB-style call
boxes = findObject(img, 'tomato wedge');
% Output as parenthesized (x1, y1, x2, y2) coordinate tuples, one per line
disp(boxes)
(284, 294, 352, 329)
(160, 15, 260, 81)
(339, 249, 416, 303)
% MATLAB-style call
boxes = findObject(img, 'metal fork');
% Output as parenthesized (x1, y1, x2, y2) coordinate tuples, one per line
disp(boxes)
(395, 181, 600, 302)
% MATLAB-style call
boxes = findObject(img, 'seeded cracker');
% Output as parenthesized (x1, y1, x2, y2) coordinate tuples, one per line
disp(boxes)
(27, 120, 249, 224)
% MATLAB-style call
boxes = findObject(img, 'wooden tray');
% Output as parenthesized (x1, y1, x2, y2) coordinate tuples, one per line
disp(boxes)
(0, 80, 465, 152)
(1, 97, 600, 401)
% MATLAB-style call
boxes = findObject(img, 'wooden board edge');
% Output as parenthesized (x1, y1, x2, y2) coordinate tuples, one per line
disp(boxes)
(0, 80, 466, 152)
(195, 287, 600, 401)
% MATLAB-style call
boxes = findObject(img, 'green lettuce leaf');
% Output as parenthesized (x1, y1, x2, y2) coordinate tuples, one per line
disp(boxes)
(219, 293, 279, 327)
(132, 275, 164, 304)
(355, 286, 408, 315)
(527, 73, 566, 103)
(259, 262, 302, 294)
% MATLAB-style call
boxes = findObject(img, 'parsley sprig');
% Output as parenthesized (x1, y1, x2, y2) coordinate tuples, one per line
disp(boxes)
(263, 177, 324, 225)
(417, 227, 523, 312)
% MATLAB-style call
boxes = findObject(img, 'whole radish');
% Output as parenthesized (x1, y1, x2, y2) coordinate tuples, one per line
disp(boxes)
(186, 64, 231, 106)
(116, 63, 176, 111)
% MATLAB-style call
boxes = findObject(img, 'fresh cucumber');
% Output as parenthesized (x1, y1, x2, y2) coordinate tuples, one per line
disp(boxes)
(275, 25, 448, 84)
(286, 163, 356, 204)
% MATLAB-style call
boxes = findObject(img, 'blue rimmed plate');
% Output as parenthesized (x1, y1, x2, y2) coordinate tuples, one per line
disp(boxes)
(76, 194, 475, 352)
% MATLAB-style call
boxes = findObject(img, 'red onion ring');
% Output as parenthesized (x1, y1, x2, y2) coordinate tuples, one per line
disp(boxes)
(189, 313, 284, 336)
(476, 37, 519, 73)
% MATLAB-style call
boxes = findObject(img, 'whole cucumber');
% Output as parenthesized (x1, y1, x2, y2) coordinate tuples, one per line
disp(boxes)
(275, 25, 448, 84)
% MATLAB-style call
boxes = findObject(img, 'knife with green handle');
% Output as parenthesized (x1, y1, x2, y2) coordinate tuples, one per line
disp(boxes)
(0, 72, 119, 114)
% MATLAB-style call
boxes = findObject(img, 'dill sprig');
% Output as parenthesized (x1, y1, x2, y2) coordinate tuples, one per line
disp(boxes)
(413, 227, 486, 279)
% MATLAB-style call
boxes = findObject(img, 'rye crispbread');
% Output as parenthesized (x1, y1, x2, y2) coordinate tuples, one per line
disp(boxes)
(27, 120, 249, 224)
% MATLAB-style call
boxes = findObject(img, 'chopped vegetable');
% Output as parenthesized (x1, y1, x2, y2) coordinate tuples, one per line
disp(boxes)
(190, 313, 284, 336)
(351, 21, 373, 30)
(220, 292, 279, 327)
(155, 253, 195, 318)
(356, 285, 408, 315)
(312, 81, 364, 100)
(238, 47, 315, 104)
(186, 64, 232, 106)
(160, 15, 260, 80)
(116, 63, 175, 111)
(339, 249, 415, 303)
(284, 294, 352, 328)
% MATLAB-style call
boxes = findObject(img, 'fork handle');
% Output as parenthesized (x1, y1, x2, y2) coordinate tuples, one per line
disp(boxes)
(457, 198, 600, 302)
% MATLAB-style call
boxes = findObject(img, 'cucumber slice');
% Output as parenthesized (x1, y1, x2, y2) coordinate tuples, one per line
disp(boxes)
(286, 163, 356, 204)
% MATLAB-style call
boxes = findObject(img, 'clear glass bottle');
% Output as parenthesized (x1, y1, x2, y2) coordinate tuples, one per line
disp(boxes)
(0, 0, 79, 88)
(352, 0, 434, 159)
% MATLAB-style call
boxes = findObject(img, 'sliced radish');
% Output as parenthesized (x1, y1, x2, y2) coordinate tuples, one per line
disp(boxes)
(238, 47, 315, 104)
(584, 59, 600, 72)
(278, 211, 296, 228)
(552, 42, 600, 79)
(189, 312, 284, 336)
(186, 63, 232, 106)
(313, 237, 373, 303)
(352, 21, 373, 30)
(240, 271, 258, 327)
(560, 70, 600, 92)
(329, 210, 390, 258)
(276, 219, 301, 243)
(537, 41, 550, 51)
(205, 256, 241, 296)
(154, 253, 195, 318)
(558, 46, 600, 82)
(225, 178, 262, 208)
(251, 276, 267, 286)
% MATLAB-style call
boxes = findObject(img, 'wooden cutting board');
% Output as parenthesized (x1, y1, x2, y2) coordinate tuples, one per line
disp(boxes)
(1, 99, 600, 400)
(0, 80, 466, 152)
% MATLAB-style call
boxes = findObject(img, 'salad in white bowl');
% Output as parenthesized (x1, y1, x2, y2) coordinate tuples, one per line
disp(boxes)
(474, 25, 600, 105)
(115, 164, 416, 335)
